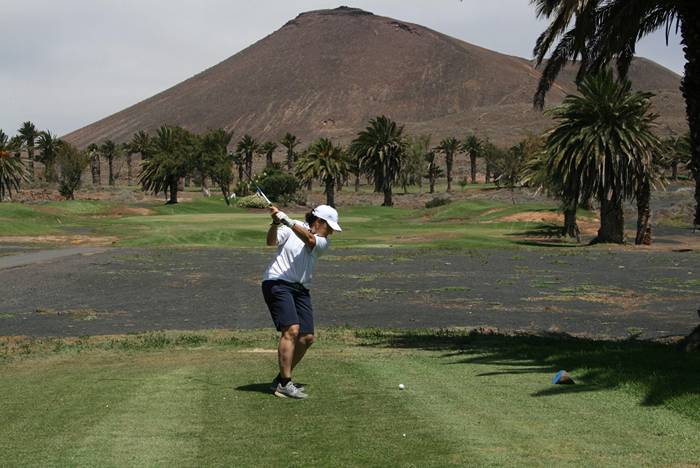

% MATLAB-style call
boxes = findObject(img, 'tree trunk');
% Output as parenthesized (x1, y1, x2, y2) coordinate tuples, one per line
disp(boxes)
(429, 171, 435, 194)
(287, 150, 294, 171)
(635, 178, 652, 245)
(485, 161, 491, 183)
(221, 186, 230, 206)
(178, 177, 185, 192)
(470, 154, 477, 184)
(127, 154, 133, 186)
(26, 147, 35, 181)
(671, 160, 678, 180)
(202, 174, 210, 196)
(446, 153, 453, 192)
(245, 154, 253, 181)
(325, 178, 335, 207)
(45, 161, 56, 183)
(594, 194, 625, 244)
(167, 178, 178, 204)
(108, 157, 114, 186)
(382, 185, 393, 206)
(266, 152, 273, 168)
(382, 163, 393, 206)
(563, 206, 580, 242)
(354, 174, 360, 192)
(679, 3, 700, 226)
(91, 155, 101, 185)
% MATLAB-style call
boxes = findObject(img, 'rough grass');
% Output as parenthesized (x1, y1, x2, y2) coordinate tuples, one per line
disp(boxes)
(0, 197, 589, 250)
(1, 328, 698, 467)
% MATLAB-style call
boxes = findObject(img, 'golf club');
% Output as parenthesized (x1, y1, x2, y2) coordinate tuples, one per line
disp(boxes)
(231, 153, 273, 206)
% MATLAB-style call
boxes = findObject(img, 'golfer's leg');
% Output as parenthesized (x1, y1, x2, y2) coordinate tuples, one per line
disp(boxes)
(291, 333, 315, 370)
(278, 324, 299, 379)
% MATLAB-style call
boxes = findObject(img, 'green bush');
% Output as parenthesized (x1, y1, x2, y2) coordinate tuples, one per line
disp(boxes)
(255, 168, 300, 204)
(236, 194, 271, 208)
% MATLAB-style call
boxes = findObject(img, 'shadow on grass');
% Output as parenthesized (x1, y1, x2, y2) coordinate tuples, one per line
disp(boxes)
(356, 328, 700, 419)
(235, 383, 272, 395)
(505, 224, 583, 248)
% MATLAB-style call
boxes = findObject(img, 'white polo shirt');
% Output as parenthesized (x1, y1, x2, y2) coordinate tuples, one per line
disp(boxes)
(263, 224, 330, 289)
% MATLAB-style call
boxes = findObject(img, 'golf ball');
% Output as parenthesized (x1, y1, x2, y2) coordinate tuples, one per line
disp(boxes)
(399, 384, 405, 390)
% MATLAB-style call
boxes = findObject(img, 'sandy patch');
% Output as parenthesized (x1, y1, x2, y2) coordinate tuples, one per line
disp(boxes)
(109, 207, 154, 216)
(0, 235, 118, 246)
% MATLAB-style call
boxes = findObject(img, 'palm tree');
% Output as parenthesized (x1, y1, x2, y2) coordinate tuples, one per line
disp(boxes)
(350, 116, 406, 206)
(99, 140, 119, 186)
(662, 133, 691, 180)
(545, 71, 660, 244)
(36, 131, 62, 182)
(196, 128, 234, 203)
(279, 133, 300, 171)
(127, 131, 153, 186)
(461, 135, 482, 184)
(0, 147, 29, 201)
(259, 141, 278, 168)
(87, 143, 101, 185)
(18, 121, 38, 180)
(295, 138, 348, 207)
(531, 0, 700, 227)
(129, 130, 152, 159)
(424, 150, 442, 194)
(435, 137, 460, 192)
(139, 126, 194, 204)
(236, 135, 259, 195)
(521, 149, 582, 241)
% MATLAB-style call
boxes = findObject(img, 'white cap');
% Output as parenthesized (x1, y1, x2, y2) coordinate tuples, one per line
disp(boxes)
(312, 205, 342, 232)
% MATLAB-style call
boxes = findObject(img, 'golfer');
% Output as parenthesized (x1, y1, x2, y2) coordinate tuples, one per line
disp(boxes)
(262, 204, 341, 399)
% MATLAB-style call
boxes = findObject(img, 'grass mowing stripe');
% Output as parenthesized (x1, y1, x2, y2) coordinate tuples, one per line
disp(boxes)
(66, 362, 206, 466)
(369, 351, 700, 466)
(0, 354, 149, 467)
(195, 350, 463, 467)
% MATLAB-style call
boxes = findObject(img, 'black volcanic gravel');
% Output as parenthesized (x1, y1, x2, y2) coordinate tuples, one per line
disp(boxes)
(0, 247, 698, 339)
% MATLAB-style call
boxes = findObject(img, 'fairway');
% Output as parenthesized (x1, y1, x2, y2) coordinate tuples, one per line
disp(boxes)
(2, 330, 699, 467)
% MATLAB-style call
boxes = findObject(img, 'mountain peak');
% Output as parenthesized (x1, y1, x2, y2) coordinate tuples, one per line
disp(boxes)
(63, 8, 686, 147)
(299, 6, 374, 17)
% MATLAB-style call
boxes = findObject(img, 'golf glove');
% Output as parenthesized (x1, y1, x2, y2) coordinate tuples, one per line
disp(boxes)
(274, 211, 297, 228)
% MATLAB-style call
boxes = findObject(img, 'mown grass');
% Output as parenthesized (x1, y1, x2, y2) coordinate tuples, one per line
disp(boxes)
(1, 328, 698, 467)
(0, 196, 587, 250)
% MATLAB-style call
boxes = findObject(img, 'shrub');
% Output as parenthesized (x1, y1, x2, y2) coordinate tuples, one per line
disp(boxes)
(58, 143, 90, 200)
(237, 194, 271, 208)
(425, 195, 452, 208)
(255, 168, 300, 204)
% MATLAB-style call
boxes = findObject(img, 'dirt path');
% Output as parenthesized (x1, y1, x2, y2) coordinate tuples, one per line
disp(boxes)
(0, 247, 109, 270)
(0, 247, 697, 339)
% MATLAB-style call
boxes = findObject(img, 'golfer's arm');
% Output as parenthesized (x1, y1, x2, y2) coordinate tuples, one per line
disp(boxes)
(290, 223, 316, 249)
(266, 224, 279, 246)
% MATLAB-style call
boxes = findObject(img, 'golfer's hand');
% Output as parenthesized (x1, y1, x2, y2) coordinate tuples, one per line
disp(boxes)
(270, 206, 280, 222)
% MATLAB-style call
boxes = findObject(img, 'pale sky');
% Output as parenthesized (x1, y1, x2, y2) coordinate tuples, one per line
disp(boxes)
(0, 0, 685, 137)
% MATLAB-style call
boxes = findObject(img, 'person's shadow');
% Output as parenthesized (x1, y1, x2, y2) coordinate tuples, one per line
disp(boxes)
(235, 383, 272, 394)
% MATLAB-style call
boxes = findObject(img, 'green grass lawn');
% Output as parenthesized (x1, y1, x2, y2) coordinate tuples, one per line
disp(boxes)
(0, 196, 584, 249)
(2, 329, 699, 467)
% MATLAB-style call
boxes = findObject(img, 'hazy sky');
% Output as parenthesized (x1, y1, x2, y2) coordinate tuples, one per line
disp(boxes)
(0, 0, 685, 137)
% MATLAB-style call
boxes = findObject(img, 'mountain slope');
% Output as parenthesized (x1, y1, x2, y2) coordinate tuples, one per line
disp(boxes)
(63, 6, 686, 148)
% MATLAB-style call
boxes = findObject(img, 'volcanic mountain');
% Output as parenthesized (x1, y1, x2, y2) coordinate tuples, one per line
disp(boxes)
(63, 6, 687, 148)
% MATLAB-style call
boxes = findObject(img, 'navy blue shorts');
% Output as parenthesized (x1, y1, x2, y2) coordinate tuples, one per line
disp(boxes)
(262, 280, 314, 334)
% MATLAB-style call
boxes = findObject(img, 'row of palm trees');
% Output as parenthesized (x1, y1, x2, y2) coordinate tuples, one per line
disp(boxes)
(530, 0, 700, 227)
(1, 79, 693, 244)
